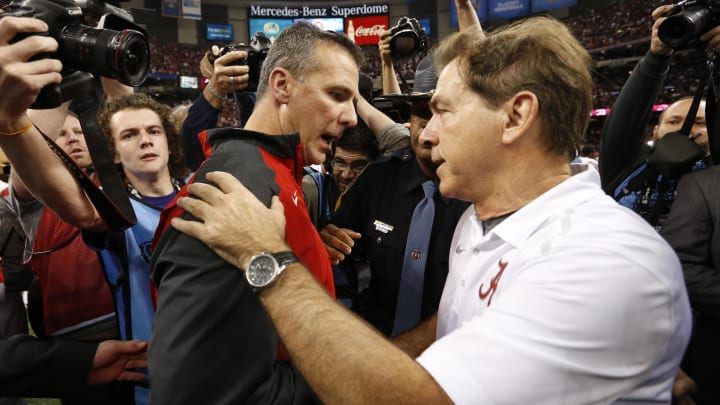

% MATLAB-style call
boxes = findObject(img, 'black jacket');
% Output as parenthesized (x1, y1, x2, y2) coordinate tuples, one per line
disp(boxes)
(333, 149, 469, 335)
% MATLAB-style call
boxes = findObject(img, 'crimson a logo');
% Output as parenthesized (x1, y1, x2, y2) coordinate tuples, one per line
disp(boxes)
(478, 259, 507, 306)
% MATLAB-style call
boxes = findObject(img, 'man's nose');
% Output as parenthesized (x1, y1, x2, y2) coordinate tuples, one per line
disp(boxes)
(340, 102, 357, 128)
(68, 131, 82, 143)
(341, 167, 356, 178)
(139, 131, 154, 145)
(421, 117, 439, 146)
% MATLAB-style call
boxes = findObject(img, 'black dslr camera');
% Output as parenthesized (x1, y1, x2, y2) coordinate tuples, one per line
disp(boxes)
(3, 0, 150, 108)
(388, 17, 428, 57)
(219, 31, 272, 92)
(658, 0, 720, 50)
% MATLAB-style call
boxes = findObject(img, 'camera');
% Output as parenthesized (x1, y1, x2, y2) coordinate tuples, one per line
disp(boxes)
(388, 17, 428, 58)
(3, 0, 150, 108)
(658, 0, 720, 50)
(218, 32, 272, 93)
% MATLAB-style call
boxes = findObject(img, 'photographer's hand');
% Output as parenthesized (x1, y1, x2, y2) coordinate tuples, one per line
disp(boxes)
(378, 29, 393, 65)
(0, 17, 105, 233)
(700, 24, 720, 52)
(203, 49, 250, 109)
(0, 16, 62, 129)
(651, 5, 675, 56)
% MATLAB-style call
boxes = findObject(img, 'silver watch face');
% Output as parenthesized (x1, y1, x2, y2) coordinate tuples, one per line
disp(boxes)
(247, 254, 277, 287)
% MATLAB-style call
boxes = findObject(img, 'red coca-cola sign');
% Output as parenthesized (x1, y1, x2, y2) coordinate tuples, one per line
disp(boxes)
(346, 15, 389, 46)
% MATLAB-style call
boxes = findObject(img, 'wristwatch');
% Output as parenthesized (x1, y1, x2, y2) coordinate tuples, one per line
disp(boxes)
(245, 251, 300, 290)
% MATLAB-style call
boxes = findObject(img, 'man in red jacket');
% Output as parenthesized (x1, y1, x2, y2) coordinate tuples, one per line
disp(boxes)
(149, 22, 362, 404)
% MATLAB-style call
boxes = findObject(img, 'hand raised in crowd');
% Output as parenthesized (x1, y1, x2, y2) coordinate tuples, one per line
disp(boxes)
(172, 171, 289, 270)
(650, 5, 674, 56)
(0, 16, 62, 126)
(651, 4, 720, 56)
(700, 23, 720, 52)
(320, 224, 361, 265)
(377, 29, 393, 65)
(86, 340, 148, 385)
(210, 45, 250, 96)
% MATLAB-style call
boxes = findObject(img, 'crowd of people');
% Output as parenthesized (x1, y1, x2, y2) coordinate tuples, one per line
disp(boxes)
(0, 0, 719, 403)
(147, 0, 705, 134)
(566, 0, 653, 50)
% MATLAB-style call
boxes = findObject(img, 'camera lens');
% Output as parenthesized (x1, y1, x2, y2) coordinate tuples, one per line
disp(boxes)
(115, 30, 150, 85)
(658, 7, 712, 49)
(391, 33, 419, 56)
(60, 25, 150, 86)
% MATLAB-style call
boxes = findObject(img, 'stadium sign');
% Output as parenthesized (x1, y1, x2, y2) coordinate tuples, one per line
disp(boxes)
(249, 4, 389, 18)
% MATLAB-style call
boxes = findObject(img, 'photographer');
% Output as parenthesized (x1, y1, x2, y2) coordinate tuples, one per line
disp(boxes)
(182, 44, 256, 171)
(0, 15, 149, 397)
(0, 5, 189, 404)
(378, 0, 480, 96)
(599, 4, 720, 230)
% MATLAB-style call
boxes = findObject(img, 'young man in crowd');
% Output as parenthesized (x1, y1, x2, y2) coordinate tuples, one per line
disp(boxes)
(302, 119, 380, 230)
(172, 17, 691, 404)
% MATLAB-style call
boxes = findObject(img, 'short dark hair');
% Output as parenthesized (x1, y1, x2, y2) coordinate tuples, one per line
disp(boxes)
(333, 119, 380, 161)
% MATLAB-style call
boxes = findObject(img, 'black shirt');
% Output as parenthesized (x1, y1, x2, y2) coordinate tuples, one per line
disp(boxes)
(333, 149, 470, 335)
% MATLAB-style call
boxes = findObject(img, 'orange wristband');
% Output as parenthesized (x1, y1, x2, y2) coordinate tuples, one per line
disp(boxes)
(0, 122, 33, 136)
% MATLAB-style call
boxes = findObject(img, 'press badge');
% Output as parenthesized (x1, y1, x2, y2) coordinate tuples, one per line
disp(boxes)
(373, 220, 394, 234)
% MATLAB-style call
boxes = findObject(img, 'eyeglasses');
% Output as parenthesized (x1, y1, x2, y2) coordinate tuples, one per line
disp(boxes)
(332, 158, 368, 175)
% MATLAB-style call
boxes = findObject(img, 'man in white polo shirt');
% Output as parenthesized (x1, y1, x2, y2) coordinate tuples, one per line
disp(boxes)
(168, 16, 692, 404)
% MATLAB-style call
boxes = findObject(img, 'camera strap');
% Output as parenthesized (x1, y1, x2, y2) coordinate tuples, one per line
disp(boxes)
(41, 93, 138, 232)
(394, 59, 411, 94)
(679, 65, 708, 138)
(42, 130, 137, 232)
(646, 58, 709, 177)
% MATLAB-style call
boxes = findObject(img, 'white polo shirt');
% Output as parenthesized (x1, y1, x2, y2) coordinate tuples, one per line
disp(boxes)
(416, 168, 691, 404)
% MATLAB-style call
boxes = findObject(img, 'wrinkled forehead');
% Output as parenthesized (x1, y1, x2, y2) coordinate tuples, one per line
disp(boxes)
(430, 60, 467, 107)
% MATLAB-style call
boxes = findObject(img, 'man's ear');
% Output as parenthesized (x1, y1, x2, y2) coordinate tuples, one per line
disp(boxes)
(269, 67, 291, 105)
(652, 125, 660, 141)
(500, 91, 538, 145)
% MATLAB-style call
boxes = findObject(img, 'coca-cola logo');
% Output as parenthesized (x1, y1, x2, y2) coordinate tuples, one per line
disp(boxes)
(355, 24, 386, 37)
